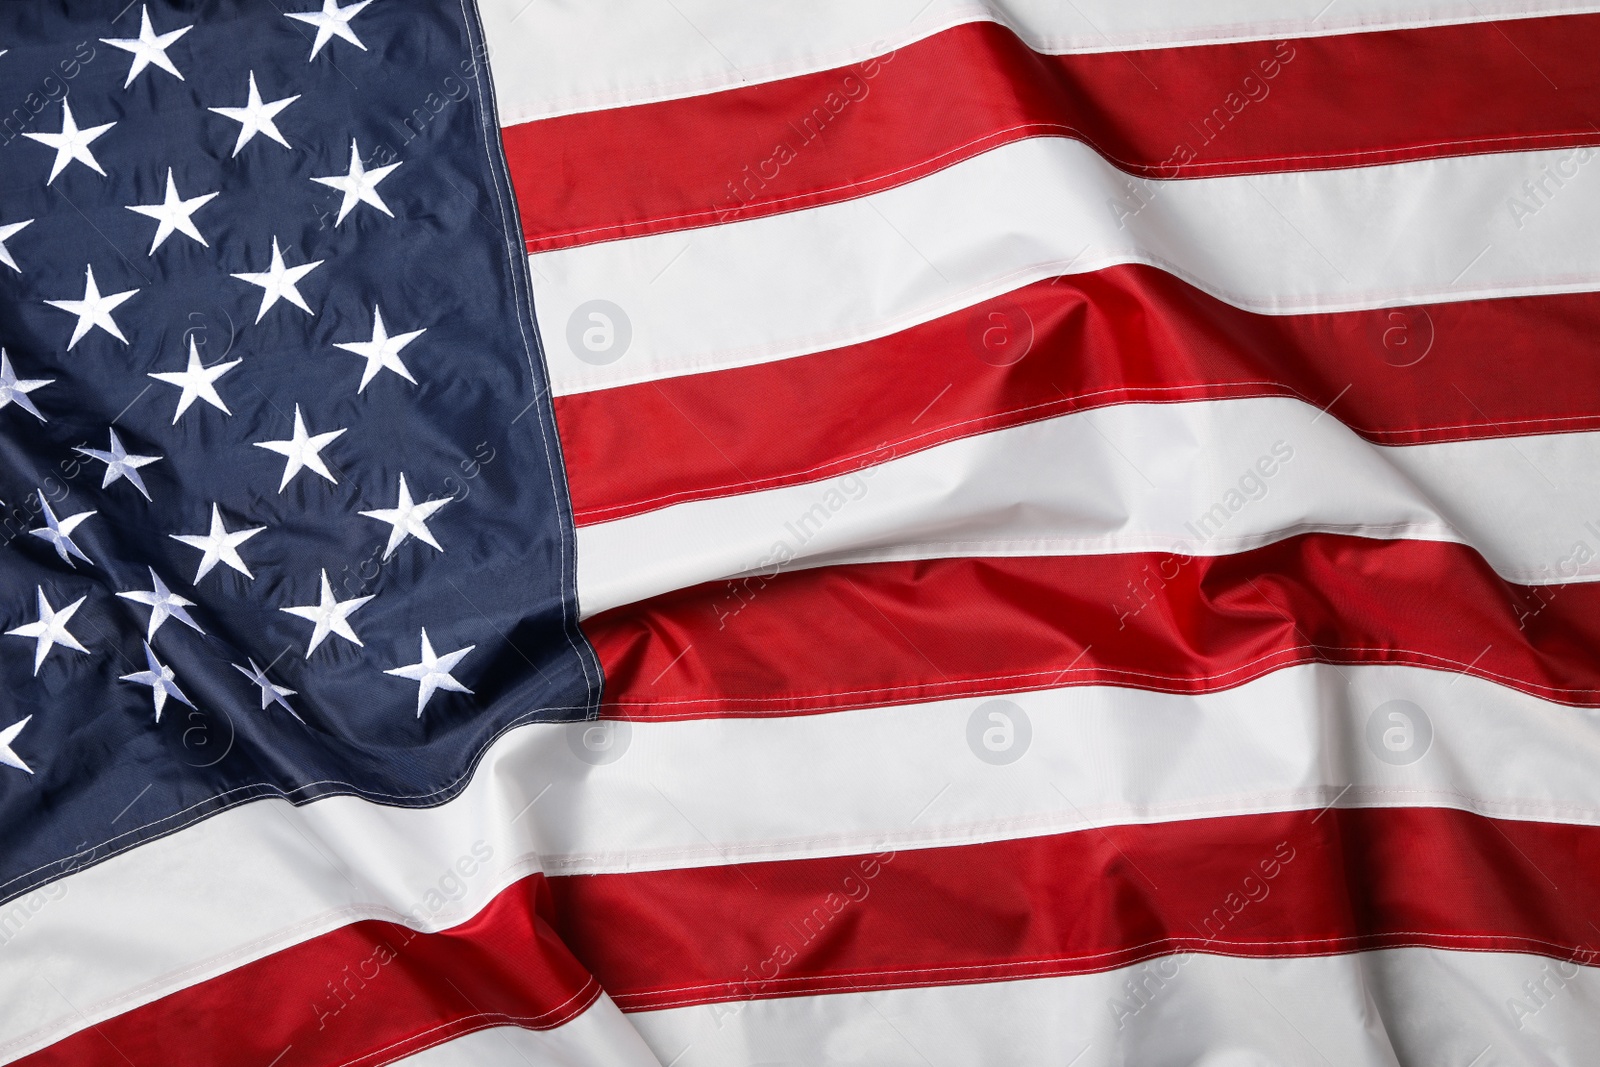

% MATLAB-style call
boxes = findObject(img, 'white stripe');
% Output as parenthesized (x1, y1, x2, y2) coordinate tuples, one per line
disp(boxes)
(9, 662, 1600, 1056)
(393, 1002, 660, 1067)
(574, 395, 1600, 615)
(533, 139, 1600, 396)
(483, 0, 1600, 120)
(629, 948, 1600, 1067)
(0, 762, 549, 1059)
(539, 664, 1600, 873)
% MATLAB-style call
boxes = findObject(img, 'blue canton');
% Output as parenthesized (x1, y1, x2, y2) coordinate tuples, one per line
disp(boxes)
(0, 0, 598, 902)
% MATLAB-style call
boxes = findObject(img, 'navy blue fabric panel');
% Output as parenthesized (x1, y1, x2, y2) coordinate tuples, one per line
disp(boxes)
(0, 0, 598, 903)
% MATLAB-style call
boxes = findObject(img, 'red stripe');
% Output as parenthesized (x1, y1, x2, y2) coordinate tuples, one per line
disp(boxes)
(36, 808, 1596, 1048)
(21, 875, 597, 1067)
(506, 17, 1600, 252)
(557, 266, 1600, 526)
(548, 807, 1600, 1010)
(588, 534, 1600, 719)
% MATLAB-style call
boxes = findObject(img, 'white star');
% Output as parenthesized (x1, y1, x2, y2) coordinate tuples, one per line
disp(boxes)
(255, 405, 346, 491)
(117, 567, 202, 641)
(75, 428, 161, 500)
(44, 265, 138, 349)
(127, 168, 217, 254)
(232, 237, 322, 323)
(120, 642, 193, 723)
(360, 474, 448, 558)
(334, 307, 425, 391)
(23, 101, 114, 183)
(6, 587, 89, 675)
(286, 0, 375, 59)
(149, 337, 240, 423)
(209, 72, 299, 157)
(0, 219, 32, 272)
(101, 5, 192, 87)
(312, 139, 399, 225)
(281, 569, 372, 657)
(0, 351, 51, 422)
(233, 658, 301, 721)
(385, 629, 474, 718)
(0, 716, 33, 775)
(170, 503, 264, 582)
(29, 493, 94, 568)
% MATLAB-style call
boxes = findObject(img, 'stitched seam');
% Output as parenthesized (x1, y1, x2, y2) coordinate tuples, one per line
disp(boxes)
(615, 938, 1591, 1009)
(0, 0, 603, 906)
(528, 127, 1600, 249)
(609, 651, 1597, 713)
(502, 4, 1600, 122)
(573, 387, 1600, 524)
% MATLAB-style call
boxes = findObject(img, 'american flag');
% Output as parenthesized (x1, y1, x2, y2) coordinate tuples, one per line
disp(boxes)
(5, 0, 1600, 1064)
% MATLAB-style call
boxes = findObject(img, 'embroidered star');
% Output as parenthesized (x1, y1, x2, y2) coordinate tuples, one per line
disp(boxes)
(120, 642, 193, 723)
(75, 428, 161, 500)
(149, 337, 240, 423)
(101, 5, 192, 87)
(281, 569, 373, 656)
(117, 567, 202, 641)
(233, 658, 301, 721)
(170, 503, 264, 582)
(29, 494, 95, 567)
(209, 72, 299, 156)
(0, 219, 32, 272)
(254, 405, 346, 490)
(0, 351, 51, 422)
(360, 474, 448, 558)
(385, 629, 474, 718)
(23, 101, 114, 183)
(334, 307, 425, 391)
(44, 265, 138, 348)
(0, 716, 32, 775)
(6, 587, 89, 675)
(312, 140, 399, 226)
(232, 237, 322, 322)
(127, 168, 217, 253)
(286, 0, 375, 59)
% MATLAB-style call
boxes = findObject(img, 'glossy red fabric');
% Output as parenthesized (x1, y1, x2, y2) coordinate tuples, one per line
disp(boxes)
(590, 533, 1600, 718)
(19, 875, 598, 1067)
(557, 266, 1600, 525)
(507, 16, 1600, 251)
(550, 807, 1600, 1009)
